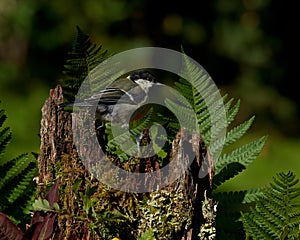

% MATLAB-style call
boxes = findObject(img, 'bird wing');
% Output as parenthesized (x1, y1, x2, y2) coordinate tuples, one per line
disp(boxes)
(83, 87, 139, 106)
(63, 77, 145, 107)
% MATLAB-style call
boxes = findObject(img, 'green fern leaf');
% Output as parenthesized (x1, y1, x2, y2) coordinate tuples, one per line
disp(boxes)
(213, 188, 264, 208)
(226, 99, 241, 126)
(0, 107, 7, 128)
(213, 162, 246, 191)
(164, 49, 267, 189)
(215, 136, 267, 176)
(213, 189, 264, 239)
(60, 26, 109, 101)
(241, 171, 300, 239)
(165, 97, 196, 133)
(0, 127, 11, 164)
(209, 116, 255, 158)
(0, 154, 31, 190)
(22, 194, 36, 215)
(212, 136, 266, 189)
(106, 107, 156, 161)
(0, 102, 37, 229)
(224, 116, 255, 148)
(166, 61, 226, 147)
(0, 108, 12, 162)
(7, 165, 37, 204)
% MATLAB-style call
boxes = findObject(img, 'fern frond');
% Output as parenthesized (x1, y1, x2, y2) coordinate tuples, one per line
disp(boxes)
(213, 189, 264, 239)
(213, 136, 266, 190)
(107, 129, 137, 161)
(164, 49, 267, 191)
(215, 136, 267, 176)
(0, 154, 32, 190)
(166, 64, 226, 144)
(174, 51, 230, 155)
(0, 127, 11, 162)
(0, 108, 12, 162)
(165, 97, 196, 133)
(22, 194, 36, 215)
(213, 162, 246, 190)
(226, 99, 241, 126)
(0, 108, 6, 126)
(198, 96, 227, 138)
(0, 102, 38, 229)
(241, 212, 273, 239)
(209, 116, 255, 159)
(60, 26, 109, 101)
(241, 171, 300, 239)
(7, 164, 37, 204)
(106, 108, 156, 161)
(213, 188, 263, 208)
(224, 116, 255, 148)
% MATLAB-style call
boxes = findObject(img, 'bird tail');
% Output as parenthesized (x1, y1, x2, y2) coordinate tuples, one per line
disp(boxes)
(59, 102, 74, 108)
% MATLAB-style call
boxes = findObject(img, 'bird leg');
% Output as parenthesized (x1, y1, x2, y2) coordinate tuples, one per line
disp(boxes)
(128, 129, 143, 154)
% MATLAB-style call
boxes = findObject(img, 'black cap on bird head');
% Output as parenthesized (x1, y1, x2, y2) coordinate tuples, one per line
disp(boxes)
(129, 70, 157, 83)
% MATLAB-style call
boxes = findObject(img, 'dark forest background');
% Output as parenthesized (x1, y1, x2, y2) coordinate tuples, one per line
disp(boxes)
(0, 0, 299, 190)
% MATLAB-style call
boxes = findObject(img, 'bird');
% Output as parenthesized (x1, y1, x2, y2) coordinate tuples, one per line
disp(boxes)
(61, 70, 157, 125)
(60, 70, 160, 148)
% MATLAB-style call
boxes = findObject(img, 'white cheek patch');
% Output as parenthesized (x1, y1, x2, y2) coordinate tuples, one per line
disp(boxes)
(135, 79, 153, 91)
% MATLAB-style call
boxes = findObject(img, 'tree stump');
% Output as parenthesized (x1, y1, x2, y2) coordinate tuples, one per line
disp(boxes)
(37, 85, 216, 239)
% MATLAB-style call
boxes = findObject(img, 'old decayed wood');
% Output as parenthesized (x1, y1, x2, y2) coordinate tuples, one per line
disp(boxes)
(38, 85, 73, 185)
(37, 85, 216, 239)
(168, 128, 215, 240)
(38, 85, 101, 239)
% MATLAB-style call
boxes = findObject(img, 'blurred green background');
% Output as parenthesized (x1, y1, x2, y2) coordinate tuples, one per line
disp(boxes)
(0, 0, 299, 190)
